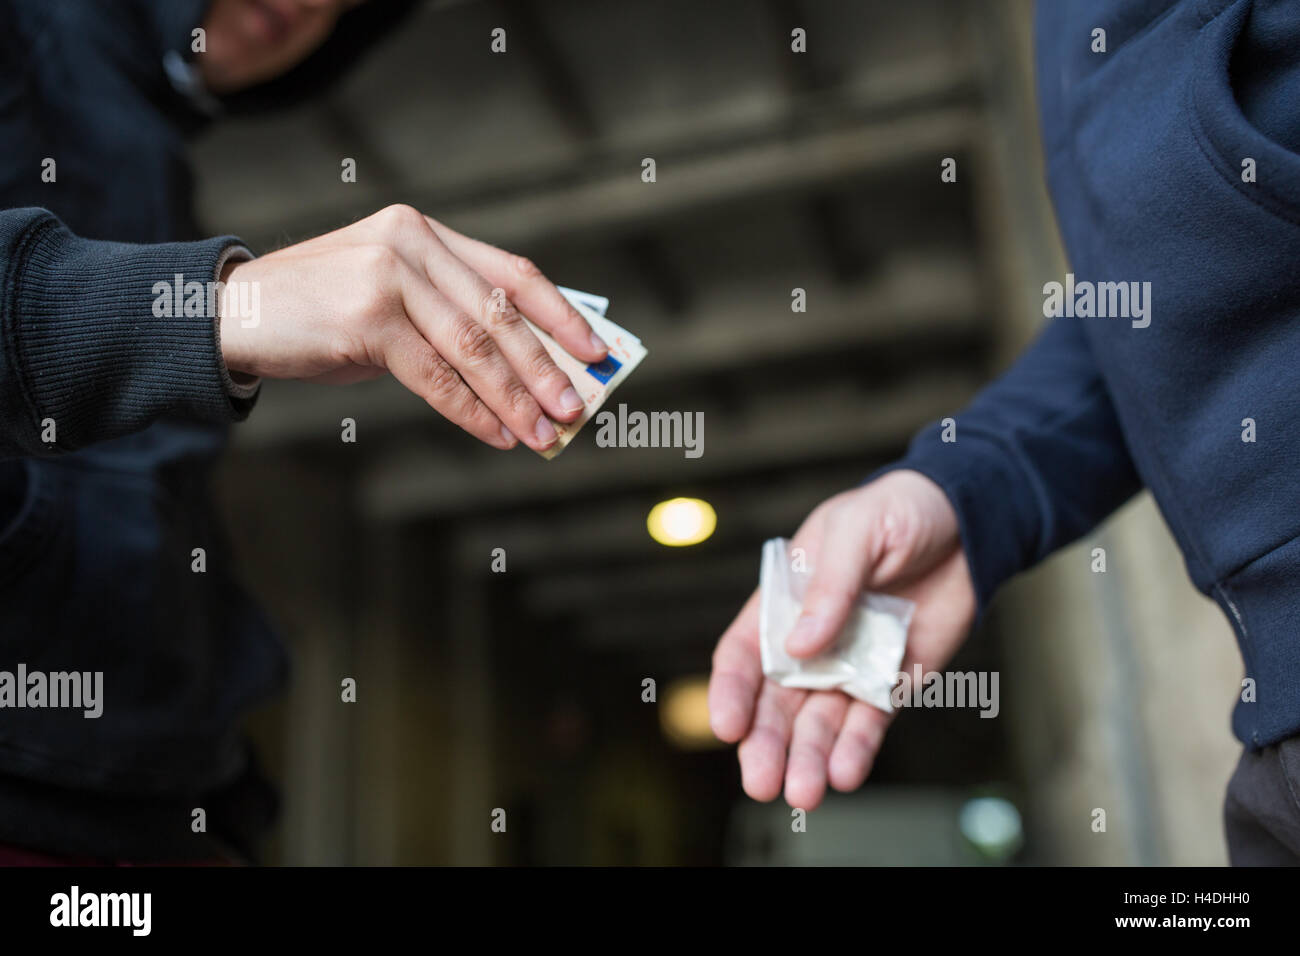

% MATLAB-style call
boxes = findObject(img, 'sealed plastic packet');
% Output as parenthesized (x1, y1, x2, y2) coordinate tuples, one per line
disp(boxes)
(758, 537, 914, 712)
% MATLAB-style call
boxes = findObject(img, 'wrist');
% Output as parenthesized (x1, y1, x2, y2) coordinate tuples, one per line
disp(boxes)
(215, 250, 262, 395)
(217, 255, 258, 382)
(896, 469, 961, 542)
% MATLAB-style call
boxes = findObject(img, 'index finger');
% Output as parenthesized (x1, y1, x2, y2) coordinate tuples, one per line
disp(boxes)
(424, 217, 610, 364)
(708, 590, 763, 744)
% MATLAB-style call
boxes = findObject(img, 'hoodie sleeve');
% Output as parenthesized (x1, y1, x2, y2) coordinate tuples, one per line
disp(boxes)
(0, 206, 259, 458)
(871, 313, 1142, 615)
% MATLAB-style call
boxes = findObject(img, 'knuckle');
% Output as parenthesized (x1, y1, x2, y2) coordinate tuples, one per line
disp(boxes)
(500, 374, 535, 415)
(460, 388, 491, 424)
(378, 203, 425, 232)
(877, 509, 903, 547)
(480, 289, 520, 331)
(511, 254, 541, 281)
(449, 313, 496, 365)
(526, 347, 562, 383)
(875, 506, 913, 557)
(420, 350, 460, 401)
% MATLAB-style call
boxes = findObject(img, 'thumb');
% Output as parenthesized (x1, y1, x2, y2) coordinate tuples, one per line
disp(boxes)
(784, 509, 882, 659)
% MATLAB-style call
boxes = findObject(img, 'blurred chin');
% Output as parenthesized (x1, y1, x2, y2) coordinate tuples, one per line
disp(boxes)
(242, 0, 291, 46)
(201, 1, 337, 92)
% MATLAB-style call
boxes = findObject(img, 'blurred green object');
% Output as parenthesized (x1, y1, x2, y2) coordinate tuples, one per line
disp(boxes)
(960, 796, 1024, 863)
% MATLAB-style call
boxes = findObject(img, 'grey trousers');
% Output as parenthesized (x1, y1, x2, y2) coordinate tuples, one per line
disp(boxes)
(1224, 735, 1300, 865)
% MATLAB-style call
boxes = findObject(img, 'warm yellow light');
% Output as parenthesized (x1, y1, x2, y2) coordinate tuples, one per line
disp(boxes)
(659, 676, 723, 750)
(647, 497, 716, 547)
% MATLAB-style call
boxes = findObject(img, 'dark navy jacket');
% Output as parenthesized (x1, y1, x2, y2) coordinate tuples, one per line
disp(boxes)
(0, 0, 416, 859)
(893, 0, 1300, 749)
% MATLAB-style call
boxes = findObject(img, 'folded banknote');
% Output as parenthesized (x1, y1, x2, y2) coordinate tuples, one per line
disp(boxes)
(555, 285, 609, 317)
(527, 289, 647, 460)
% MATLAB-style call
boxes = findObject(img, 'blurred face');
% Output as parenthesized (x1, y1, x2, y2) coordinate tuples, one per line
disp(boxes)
(199, 0, 366, 94)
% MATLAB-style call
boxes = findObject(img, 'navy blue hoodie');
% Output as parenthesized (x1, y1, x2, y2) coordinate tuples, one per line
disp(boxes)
(890, 0, 1300, 749)
(0, 0, 417, 859)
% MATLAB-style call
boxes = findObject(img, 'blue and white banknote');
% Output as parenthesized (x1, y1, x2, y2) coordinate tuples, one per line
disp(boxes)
(526, 288, 647, 459)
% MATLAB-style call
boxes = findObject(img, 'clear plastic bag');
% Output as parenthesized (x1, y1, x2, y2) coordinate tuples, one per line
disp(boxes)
(758, 537, 914, 712)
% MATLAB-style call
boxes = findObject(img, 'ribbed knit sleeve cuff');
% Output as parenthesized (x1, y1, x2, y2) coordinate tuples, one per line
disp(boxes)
(7, 214, 259, 453)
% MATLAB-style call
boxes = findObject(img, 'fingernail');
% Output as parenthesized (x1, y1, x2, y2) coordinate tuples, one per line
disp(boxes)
(535, 415, 557, 446)
(499, 425, 516, 448)
(786, 614, 822, 655)
(590, 332, 608, 354)
(560, 386, 583, 413)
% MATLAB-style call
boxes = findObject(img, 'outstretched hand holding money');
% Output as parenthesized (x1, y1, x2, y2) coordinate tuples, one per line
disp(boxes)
(708, 469, 976, 809)
(218, 203, 610, 454)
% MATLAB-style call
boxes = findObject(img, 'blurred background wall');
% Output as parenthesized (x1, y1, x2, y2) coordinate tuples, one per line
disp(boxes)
(193, 0, 1243, 865)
